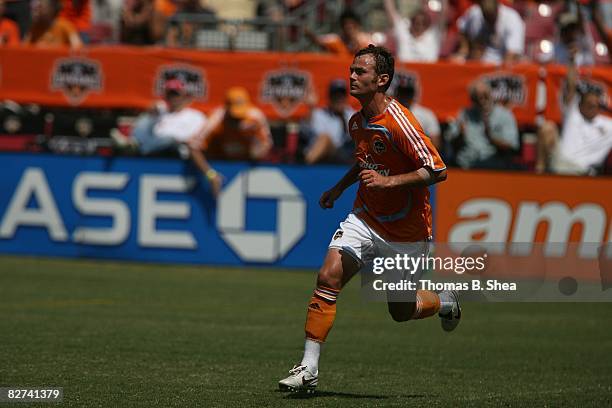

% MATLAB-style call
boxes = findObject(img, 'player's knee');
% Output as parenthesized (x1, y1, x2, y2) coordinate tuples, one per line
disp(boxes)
(317, 267, 342, 290)
(388, 303, 416, 322)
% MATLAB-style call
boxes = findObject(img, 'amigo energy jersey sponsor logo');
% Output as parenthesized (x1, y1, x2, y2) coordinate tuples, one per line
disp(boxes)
(154, 64, 207, 99)
(259, 69, 310, 117)
(50, 58, 103, 105)
(358, 154, 390, 176)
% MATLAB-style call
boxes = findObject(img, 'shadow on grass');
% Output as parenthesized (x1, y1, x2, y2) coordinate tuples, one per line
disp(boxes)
(278, 390, 428, 400)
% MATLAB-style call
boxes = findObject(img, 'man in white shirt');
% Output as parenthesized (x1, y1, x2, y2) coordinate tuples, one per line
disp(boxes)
(112, 78, 223, 196)
(536, 65, 612, 175)
(115, 78, 207, 156)
(551, 93, 612, 175)
(454, 0, 525, 64)
(383, 0, 443, 62)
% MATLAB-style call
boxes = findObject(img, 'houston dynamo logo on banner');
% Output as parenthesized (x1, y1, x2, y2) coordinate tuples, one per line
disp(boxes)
(260, 69, 310, 117)
(559, 77, 609, 108)
(154, 64, 207, 100)
(50, 57, 103, 105)
(479, 72, 526, 107)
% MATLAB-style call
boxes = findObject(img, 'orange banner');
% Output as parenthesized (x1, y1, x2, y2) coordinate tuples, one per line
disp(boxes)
(434, 170, 612, 281)
(0, 46, 542, 124)
(436, 170, 612, 244)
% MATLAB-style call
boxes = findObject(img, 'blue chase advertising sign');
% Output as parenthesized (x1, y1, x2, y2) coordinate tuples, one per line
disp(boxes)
(0, 153, 436, 268)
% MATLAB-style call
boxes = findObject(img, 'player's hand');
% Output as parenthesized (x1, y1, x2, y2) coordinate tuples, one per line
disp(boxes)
(360, 170, 392, 189)
(205, 169, 224, 199)
(319, 187, 342, 209)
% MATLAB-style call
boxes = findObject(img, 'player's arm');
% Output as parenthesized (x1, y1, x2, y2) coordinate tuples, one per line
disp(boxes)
(383, 0, 402, 26)
(360, 166, 446, 189)
(305, 133, 334, 164)
(319, 162, 361, 209)
(189, 147, 222, 198)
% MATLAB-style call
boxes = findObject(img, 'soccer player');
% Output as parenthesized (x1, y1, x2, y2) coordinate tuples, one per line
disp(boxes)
(278, 45, 461, 393)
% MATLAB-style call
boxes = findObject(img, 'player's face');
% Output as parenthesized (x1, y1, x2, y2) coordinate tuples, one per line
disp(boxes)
(349, 54, 387, 98)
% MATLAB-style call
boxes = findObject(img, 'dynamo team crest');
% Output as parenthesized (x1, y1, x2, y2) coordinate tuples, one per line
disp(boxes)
(50, 57, 103, 105)
(479, 72, 527, 107)
(154, 64, 207, 100)
(559, 78, 609, 108)
(260, 69, 310, 117)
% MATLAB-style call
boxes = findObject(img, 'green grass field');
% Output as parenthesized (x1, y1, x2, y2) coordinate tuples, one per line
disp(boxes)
(1, 256, 611, 407)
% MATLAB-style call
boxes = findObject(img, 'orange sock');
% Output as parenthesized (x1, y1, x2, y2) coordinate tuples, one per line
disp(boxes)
(412, 290, 441, 320)
(304, 285, 339, 342)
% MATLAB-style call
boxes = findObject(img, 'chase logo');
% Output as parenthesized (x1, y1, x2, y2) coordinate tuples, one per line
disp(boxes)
(50, 58, 103, 105)
(260, 69, 310, 117)
(480, 73, 526, 106)
(217, 168, 306, 262)
(155, 65, 207, 100)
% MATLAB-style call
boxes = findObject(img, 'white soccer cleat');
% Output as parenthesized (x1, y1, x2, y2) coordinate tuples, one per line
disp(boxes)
(439, 290, 461, 332)
(278, 365, 318, 393)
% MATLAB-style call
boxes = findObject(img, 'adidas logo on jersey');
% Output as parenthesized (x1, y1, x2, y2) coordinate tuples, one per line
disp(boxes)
(351, 122, 358, 130)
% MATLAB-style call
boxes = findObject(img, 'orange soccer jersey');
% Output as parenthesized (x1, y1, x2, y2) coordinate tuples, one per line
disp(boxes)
(349, 99, 446, 242)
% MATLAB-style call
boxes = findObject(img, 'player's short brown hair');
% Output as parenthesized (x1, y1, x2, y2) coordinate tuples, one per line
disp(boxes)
(354, 45, 395, 92)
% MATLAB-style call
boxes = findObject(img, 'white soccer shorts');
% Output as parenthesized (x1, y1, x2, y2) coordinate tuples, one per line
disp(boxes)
(328, 212, 430, 282)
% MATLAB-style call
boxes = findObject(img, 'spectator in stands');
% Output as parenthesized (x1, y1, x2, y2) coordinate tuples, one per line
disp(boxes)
(394, 79, 441, 149)
(111, 78, 224, 196)
(120, 0, 155, 45)
(91, 0, 122, 43)
(553, 12, 595, 66)
(59, 0, 91, 43)
(25, 0, 83, 48)
(446, 80, 520, 169)
(536, 64, 612, 175)
(111, 78, 207, 158)
(383, 0, 445, 62)
(0, 0, 20, 45)
(306, 9, 373, 56)
(302, 79, 354, 165)
(165, 0, 216, 47)
(454, 0, 525, 64)
(588, 0, 611, 64)
(190, 86, 272, 162)
(3, 0, 28, 39)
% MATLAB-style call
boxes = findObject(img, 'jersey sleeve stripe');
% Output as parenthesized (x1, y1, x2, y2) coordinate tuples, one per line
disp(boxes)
(387, 103, 428, 165)
(388, 102, 433, 168)
(390, 101, 435, 168)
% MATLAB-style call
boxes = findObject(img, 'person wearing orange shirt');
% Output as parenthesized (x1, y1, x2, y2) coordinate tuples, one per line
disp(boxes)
(0, 0, 20, 46)
(278, 45, 461, 393)
(190, 87, 272, 162)
(25, 0, 82, 48)
(306, 9, 374, 56)
(59, 0, 91, 40)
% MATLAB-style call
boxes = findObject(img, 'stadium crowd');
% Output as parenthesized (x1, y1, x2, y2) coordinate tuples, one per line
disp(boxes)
(0, 0, 610, 178)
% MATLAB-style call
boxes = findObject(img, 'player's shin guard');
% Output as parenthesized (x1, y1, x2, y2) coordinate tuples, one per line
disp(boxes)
(304, 286, 339, 342)
(411, 290, 441, 319)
